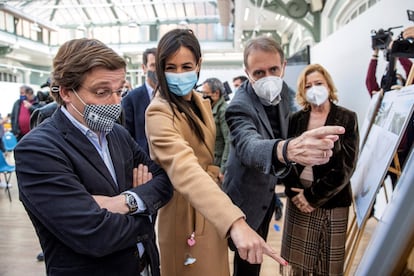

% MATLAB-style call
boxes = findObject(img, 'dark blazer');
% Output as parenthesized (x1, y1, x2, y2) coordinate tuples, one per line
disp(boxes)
(222, 81, 290, 231)
(122, 84, 151, 154)
(284, 102, 359, 209)
(15, 108, 173, 276)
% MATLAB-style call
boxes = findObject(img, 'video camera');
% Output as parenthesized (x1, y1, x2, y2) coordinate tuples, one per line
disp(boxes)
(390, 10, 414, 58)
(371, 26, 402, 50)
(36, 77, 54, 104)
(223, 81, 232, 101)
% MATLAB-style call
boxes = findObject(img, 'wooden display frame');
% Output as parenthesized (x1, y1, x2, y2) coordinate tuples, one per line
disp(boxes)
(345, 65, 414, 274)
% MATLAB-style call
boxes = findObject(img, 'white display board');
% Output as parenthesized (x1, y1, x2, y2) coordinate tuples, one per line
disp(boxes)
(355, 149, 414, 275)
(351, 85, 414, 227)
(358, 91, 383, 151)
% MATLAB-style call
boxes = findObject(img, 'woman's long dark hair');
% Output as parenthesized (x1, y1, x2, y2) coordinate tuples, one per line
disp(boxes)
(155, 28, 205, 142)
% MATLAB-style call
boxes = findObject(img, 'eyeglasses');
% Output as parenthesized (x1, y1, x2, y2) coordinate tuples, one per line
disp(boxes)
(79, 86, 127, 100)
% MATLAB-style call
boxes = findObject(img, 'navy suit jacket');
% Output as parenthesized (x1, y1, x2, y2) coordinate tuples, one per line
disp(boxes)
(222, 81, 290, 231)
(122, 84, 151, 154)
(15, 108, 173, 276)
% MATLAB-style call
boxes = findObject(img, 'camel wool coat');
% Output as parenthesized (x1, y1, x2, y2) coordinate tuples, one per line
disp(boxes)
(146, 91, 244, 276)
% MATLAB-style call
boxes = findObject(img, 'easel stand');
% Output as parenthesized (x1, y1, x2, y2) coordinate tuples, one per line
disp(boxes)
(345, 62, 414, 274)
(345, 152, 401, 275)
(345, 213, 367, 275)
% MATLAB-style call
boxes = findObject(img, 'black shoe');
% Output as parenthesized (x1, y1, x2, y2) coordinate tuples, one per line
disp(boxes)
(36, 252, 44, 262)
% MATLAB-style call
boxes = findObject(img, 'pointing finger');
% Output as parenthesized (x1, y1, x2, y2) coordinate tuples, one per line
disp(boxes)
(262, 242, 288, 266)
(305, 126, 345, 139)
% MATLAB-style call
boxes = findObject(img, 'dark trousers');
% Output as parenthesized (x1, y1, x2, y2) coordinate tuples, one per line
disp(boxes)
(232, 197, 276, 276)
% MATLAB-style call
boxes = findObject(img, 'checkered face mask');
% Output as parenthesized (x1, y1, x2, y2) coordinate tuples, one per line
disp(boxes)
(72, 89, 121, 133)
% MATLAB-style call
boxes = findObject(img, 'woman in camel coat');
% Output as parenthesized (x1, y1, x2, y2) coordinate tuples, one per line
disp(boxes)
(145, 29, 286, 276)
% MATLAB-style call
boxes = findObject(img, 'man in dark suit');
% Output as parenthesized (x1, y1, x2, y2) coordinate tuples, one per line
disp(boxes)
(14, 38, 173, 276)
(222, 36, 346, 276)
(122, 48, 157, 154)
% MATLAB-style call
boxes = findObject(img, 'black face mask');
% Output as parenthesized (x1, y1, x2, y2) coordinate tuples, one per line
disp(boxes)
(147, 70, 158, 85)
(202, 95, 213, 103)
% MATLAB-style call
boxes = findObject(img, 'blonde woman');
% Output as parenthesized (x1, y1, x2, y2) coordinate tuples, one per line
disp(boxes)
(281, 64, 359, 275)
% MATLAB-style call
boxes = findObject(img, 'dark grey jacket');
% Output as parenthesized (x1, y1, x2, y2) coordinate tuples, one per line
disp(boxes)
(222, 81, 290, 231)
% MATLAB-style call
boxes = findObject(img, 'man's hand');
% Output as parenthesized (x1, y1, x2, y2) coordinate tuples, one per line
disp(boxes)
(93, 164, 152, 213)
(279, 126, 345, 167)
(372, 89, 383, 95)
(229, 218, 288, 266)
(92, 194, 128, 214)
(133, 164, 152, 187)
(403, 26, 414, 40)
(291, 187, 315, 213)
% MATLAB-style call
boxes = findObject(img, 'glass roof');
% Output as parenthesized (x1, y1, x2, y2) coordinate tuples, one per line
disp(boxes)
(3, 0, 221, 30)
(0, 0, 370, 70)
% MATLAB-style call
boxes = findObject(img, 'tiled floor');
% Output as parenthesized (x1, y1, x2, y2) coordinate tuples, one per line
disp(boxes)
(0, 154, 376, 276)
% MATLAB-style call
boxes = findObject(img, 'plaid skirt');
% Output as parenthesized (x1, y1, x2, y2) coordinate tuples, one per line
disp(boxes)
(280, 200, 349, 276)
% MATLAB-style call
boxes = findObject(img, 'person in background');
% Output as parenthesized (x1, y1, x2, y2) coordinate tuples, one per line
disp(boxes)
(223, 36, 346, 276)
(280, 63, 359, 275)
(122, 47, 157, 154)
(366, 34, 413, 187)
(15, 38, 173, 276)
(228, 75, 248, 102)
(201, 77, 230, 182)
(365, 48, 412, 96)
(145, 28, 287, 276)
(11, 85, 39, 141)
(121, 79, 132, 97)
(232, 75, 247, 91)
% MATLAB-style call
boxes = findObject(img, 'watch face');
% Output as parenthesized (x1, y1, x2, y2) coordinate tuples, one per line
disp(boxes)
(125, 193, 138, 212)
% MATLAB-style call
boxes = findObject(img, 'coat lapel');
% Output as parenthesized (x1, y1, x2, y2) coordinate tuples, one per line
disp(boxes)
(325, 102, 340, 125)
(107, 133, 125, 192)
(278, 82, 291, 139)
(54, 110, 119, 193)
(143, 85, 151, 106)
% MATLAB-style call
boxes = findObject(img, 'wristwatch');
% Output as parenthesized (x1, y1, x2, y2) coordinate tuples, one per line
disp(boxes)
(123, 192, 138, 214)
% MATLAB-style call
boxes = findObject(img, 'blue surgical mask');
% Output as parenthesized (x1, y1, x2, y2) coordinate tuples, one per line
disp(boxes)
(20, 95, 27, 101)
(165, 71, 198, 96)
